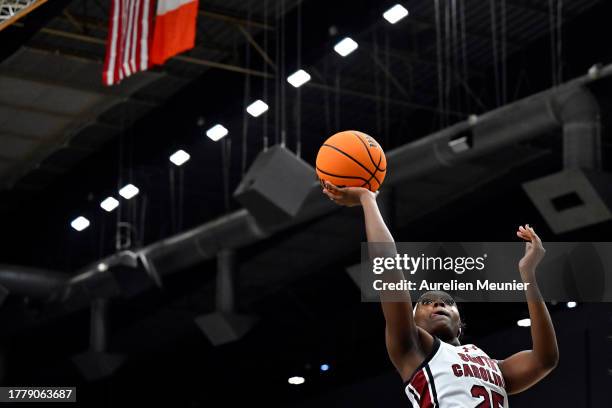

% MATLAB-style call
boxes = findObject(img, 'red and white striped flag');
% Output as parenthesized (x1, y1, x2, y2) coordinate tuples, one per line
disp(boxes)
(103, 0, 154, 86)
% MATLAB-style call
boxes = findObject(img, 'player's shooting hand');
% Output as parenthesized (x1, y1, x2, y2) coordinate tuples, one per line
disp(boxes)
(516, 224, 546, 278)
(322, 181, 376, 207)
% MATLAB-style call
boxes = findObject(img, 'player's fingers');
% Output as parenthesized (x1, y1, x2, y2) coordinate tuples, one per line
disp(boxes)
(325, 181, 343, 193)
(528, 225, 543, 246)
(517, 229, 529, 240)
(322, 189, 335, 199)
(323, 189, 337, 199)
(524, 224, 536, 241)
(323, 190, 342, 201)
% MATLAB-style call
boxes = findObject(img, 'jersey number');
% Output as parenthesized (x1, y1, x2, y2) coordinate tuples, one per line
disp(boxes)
(470, 385, 505, 408)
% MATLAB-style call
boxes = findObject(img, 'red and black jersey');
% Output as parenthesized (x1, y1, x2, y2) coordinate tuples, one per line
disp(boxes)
(405, 337, 508, 407)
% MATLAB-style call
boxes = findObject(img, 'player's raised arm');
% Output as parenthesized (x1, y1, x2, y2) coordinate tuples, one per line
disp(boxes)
(322, 182, 428, 379)
(498, 225, 559, 394)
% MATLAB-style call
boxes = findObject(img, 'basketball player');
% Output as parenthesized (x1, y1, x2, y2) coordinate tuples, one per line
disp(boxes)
(322, 181, 558, 407)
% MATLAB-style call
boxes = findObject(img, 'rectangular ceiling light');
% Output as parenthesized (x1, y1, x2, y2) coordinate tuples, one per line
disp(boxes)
(169, 149, 191, 166)
(100, 197, 119, 212)
(119, 184, 139, 200)
(383, 4, 409, 24)
(287, 69, 311, 88)
(246, 100, 269, 117)
(206, 124, 228, 141)
(71, 216, 90, 231)
(334, 37, 358, 57)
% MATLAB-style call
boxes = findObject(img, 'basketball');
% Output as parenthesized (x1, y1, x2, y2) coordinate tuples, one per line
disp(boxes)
(316, 130, 387, 192)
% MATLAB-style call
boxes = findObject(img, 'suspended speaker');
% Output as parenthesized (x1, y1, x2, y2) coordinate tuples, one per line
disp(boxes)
(72, 351, 125, 381)
(194, 311, 257, 346)
(234, 145, 315, 228)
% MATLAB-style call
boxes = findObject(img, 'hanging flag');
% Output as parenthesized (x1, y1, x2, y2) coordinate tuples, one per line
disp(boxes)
(150, 0, 199, 66)
(103, 0, 154, 86)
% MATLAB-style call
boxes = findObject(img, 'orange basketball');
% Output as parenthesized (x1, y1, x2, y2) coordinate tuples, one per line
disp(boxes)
(316, 130, 387, 192)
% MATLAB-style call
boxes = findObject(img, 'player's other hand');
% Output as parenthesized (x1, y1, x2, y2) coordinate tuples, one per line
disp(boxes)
(321, 181, 376, 207)
(516, 224, 546, 276)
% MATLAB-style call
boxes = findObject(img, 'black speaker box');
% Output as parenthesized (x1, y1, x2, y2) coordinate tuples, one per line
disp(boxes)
(72, 351, 125, 381)
(194, 311, 257, 346)
(234, 145, 315, 228)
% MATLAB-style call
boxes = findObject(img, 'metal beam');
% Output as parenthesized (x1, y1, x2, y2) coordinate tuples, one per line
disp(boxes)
(369, 53, 409, 97)
(174, 54, 273, 78)
(506, 0, 581, 17)
(236, 24, 277, 72)
(0, 100, 77, 119)
(62, 9, 84, 33)
(199, 9, 274, 31)
(305, 81, 467, 117)
(33, 26, 273, 79)
(360, 43, 485, 78)
(0, 130, 54, 142)
(406, 16, 524, 48)
(0, 0, 47, 31)
(55, 13, 231, 54)
(0, 50, 158, 108)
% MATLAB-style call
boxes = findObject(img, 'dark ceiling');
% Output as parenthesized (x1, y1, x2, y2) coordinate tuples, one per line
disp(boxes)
(1, 0, 612, 407)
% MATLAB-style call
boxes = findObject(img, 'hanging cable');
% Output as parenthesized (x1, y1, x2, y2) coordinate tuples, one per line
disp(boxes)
(557, 0, 563, 84)
(434, 0, 444, 128)
(280, 0, 287, 147)
(115, 101, 127, 251)
(459, 0, 470, 112)
(451, 0, 458, 116)
(323, 60, 332, 136)
(274, 0, 280, 145)
(334, 65, 341, 130)
(372, 28, 383, 138)
(139, 195, 147, 246)
(548, 0, 557, 86)
(444, 0, 451, 126)
(178, 168, 184, 230)
(222, 137, 231, 212)
(384, 31, 390, 147)
(489, 0, 501, 107)
(501, 0, 507, 104)
(169, 165, 176, 232)
(263, 0, 269, 151)
(241, 0, 252, 175)
(296, 0, 302, 157)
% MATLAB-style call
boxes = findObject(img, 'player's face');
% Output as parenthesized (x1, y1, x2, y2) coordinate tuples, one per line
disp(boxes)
(414, 291, 461, 341)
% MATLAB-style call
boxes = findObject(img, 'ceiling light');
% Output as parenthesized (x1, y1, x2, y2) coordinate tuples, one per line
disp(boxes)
(169, 149, 190, 166)
(287, 69, 311, 88)
(71, 216, 90, 232)
(247, 100, 269, 117)
(383, 4, 409, 24)
(119, 184, 139, 200)
(206, 124, 228, 141)
(517, 318, 531, 327)
(334, 37, 358, 57)
(288, 376, 305, 385)
(100, 196, 119, 212)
